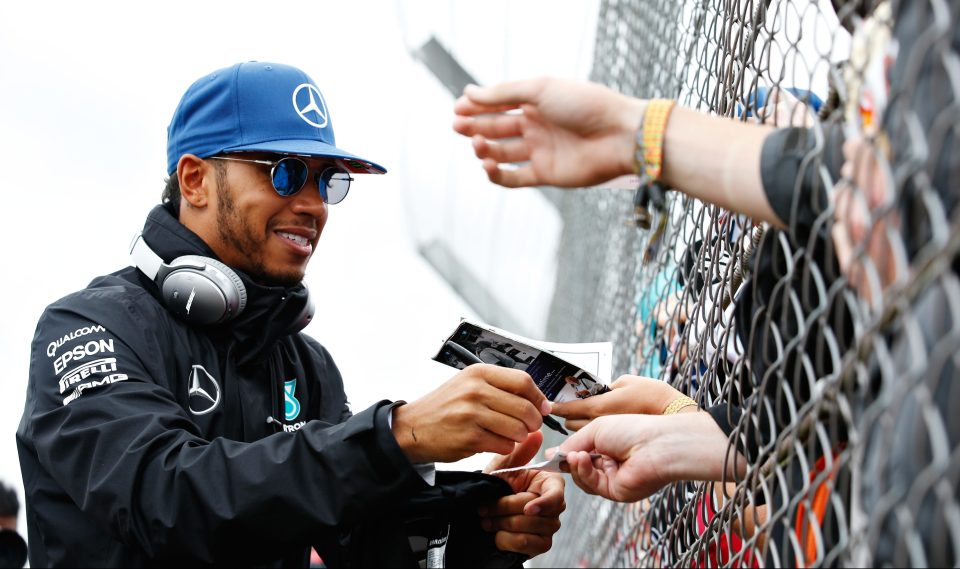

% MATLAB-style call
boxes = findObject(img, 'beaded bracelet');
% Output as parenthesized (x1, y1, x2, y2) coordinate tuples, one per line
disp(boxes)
(640, 99, 677, 182)
(632, 100, 676, 229)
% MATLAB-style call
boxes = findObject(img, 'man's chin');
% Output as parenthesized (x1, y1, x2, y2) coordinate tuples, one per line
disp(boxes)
(251, 268, 306, 288)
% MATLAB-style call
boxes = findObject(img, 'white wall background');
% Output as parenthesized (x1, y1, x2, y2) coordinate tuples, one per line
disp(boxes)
(0, 0, 600, 544)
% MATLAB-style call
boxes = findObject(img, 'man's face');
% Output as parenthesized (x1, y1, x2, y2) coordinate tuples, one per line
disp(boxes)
(206, 153, 331, 287)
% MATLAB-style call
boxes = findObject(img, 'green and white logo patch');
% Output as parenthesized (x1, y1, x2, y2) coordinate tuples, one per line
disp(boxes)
(284, 379, 301, 421)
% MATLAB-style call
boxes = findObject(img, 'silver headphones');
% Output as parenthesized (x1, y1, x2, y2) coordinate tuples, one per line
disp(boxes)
(130, 232, 247, 325)
(130, 233, 315, 333)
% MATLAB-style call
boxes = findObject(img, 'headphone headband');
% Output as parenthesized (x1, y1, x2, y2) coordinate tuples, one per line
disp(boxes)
(129, 233, 163, 281)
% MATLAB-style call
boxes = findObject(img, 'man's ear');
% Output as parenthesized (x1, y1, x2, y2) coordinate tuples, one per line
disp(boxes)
(177, 154, 212, 208)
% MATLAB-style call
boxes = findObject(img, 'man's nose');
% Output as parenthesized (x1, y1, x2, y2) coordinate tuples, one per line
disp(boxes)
(290, 176, 328, 217)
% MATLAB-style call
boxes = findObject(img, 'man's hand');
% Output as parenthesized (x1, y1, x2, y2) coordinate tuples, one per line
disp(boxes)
(551, 375, 683, 431)
(452, 78, 645, 189)
(480, 431, 565, 557)
(392, 364, 551, 464)
(557, 412, 742, 503)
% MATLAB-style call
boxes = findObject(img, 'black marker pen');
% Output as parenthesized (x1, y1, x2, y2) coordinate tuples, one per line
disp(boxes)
(443, 341, 569, 436)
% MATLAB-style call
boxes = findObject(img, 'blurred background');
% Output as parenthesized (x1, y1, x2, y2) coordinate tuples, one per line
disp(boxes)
(0, 0, 599, 549)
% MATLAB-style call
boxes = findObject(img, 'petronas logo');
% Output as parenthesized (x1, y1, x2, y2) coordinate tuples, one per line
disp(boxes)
(284, 379, 301, 421)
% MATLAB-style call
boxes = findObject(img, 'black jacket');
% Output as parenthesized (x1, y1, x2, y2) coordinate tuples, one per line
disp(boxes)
(16, 204, 520, 568)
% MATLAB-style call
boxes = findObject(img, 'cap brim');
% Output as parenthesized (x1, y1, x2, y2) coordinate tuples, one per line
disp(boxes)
(223, 139, 387, 174)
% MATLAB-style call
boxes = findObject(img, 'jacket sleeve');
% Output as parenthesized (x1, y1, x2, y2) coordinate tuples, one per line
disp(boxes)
(20, 285, 426, 563)
(759, 122, 845, 241)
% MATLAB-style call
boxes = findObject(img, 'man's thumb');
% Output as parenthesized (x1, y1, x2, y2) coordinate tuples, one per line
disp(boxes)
(484, 430, 544, 473)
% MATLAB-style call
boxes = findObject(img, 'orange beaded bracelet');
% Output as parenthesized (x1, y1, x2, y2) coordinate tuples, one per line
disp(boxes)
(640, 99, 677, 182)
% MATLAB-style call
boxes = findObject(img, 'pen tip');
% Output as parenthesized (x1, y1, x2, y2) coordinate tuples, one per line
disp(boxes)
(543, 416, 568, 435)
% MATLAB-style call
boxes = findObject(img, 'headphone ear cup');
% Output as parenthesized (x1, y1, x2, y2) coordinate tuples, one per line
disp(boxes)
(161, 255, 247, 325)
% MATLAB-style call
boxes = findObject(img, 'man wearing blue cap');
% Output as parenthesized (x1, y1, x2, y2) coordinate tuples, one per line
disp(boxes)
(16, 61, 564, 567)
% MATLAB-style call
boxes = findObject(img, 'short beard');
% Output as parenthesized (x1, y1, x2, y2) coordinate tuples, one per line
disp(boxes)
(215, 168, 303, 288)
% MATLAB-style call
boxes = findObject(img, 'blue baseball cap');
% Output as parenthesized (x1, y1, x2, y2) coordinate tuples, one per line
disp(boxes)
(166, 61, 386, 176)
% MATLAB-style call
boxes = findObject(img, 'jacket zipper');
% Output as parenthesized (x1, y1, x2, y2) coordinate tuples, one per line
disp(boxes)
(266, 350, 284, 433)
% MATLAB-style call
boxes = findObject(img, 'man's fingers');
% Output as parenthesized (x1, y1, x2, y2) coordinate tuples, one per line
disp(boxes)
(456, 364, 546, 433)
(483, 514, 561, 536)
(552, 383, 629, 420)
(481, 489, 563, 517)
(481, 473, 564, 515)
(459, 113, 525, 139)
(568, 451, 606, 496)
(475, 413, 532, 446)
(493, 531, 552, 558)
(478, 388, 544, 436)
(476, 366, 550, 419)
(550, 398, 600, 420)
(453, 94, 522, 117)
(524, 474, 565, 516)
(487, 432, 527, 456)
(482, 492, 537, 517)
(473, 136, 531, 164)
(462, 79, 546, 109)
(484, 431, 543, 473)
(476, 365, 543, 401)
(453, 113, 525, 139)
(563, 418, 589, 432)
(463, 426, 526, 457)
(483, 160, 542, 189)
(558, 422, 599, 453)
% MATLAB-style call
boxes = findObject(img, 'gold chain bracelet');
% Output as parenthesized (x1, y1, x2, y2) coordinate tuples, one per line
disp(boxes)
(662, 395, 698, 415)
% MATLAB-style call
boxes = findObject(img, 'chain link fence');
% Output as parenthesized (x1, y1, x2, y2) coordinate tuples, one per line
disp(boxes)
(531, 0, 960, 566)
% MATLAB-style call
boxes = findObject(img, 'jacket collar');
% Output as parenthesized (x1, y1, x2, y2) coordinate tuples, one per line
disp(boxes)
(141, 203, 312, 363)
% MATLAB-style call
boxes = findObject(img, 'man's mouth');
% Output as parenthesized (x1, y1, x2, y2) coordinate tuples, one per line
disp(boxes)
(277, 231, 311, 249)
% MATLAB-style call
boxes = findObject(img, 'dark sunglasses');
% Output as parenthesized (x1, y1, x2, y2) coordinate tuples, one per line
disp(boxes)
(210, 155, 353, 204)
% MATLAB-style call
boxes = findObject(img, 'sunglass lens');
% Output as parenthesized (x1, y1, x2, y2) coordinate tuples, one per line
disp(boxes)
(319, 168, 352, 204)
(272, 158, 309, 196)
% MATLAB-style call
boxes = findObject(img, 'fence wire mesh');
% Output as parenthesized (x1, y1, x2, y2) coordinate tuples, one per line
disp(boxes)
(532, 0, 960, 566)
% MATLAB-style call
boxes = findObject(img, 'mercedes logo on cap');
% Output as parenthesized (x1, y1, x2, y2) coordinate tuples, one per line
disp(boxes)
(187, 364, 221, 415)
(292, 84, 329, 128)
